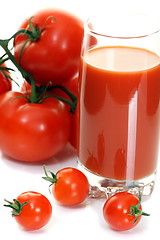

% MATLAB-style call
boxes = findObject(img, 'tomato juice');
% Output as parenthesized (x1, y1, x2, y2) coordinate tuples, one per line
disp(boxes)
(78, 46, 160, 181)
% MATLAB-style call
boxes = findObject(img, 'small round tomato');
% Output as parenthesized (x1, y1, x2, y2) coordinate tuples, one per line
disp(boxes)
(0, 91, 71, 162)
(0, 63, 12, 94)
(43, 166, 90, 206)
(14, 9, 84, 86)
(4, 191, 52, 230)
(103, 192, 149, 231)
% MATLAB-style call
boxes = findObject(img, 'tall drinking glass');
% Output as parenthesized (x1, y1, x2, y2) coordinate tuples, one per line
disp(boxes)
(77, 11, 160, 197)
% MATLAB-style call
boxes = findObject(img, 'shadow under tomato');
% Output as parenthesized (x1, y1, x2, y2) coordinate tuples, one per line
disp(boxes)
(55, 198, 89, 210)
(0, 144, 77, 172)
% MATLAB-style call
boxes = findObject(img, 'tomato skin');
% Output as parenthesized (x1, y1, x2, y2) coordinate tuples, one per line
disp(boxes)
(14, 9, 84, 86)
(103, 192, 142, 231)
(0, 91, 71, 162)
(50, 75, 79, 149)
(21, 75, 79, 149)
(15, 191, 52, 230)
(52, 167, 89, 206)
(0, 63, 12, 94)
(61, 75, 79, 148)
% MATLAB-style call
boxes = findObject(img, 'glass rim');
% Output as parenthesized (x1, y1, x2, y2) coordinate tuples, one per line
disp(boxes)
(85, 11, 160, 39)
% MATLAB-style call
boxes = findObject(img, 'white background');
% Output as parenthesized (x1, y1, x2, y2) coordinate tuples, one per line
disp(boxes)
(0, 0, 160, 239)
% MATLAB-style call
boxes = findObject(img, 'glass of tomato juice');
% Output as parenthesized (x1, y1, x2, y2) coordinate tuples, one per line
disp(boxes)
(77, 11, 160, 197)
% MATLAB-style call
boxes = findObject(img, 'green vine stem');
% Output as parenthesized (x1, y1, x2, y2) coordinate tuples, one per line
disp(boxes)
(48, 85, 77, 102)
(45, 85, 77, 113)
(0, 38, 37, 103)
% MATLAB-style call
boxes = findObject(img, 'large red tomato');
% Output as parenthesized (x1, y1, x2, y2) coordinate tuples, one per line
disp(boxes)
(14, 9, 84, 86)
(21, 75, 79, 149)
(0, 91, 71, 162)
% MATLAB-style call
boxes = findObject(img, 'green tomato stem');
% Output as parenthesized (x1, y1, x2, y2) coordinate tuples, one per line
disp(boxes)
(4, 199, 29, 217)
(129, 195, 150, 224)
(40, 93, 76, 113)
(42, 165, 58, 191)
(0, 38, 38, 103)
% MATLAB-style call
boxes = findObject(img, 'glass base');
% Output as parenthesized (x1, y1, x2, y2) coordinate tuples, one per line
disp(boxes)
(77, 161, 156, 198)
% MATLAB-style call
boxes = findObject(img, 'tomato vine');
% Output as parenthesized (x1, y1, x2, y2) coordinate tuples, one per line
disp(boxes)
(0, 32, 77, 112)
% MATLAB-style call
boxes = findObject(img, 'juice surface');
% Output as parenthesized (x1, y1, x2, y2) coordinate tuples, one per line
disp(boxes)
(78, 46, 160, 180)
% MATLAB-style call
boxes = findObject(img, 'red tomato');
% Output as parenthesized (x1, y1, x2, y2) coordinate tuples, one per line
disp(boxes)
(0, 91, 71, 162)
(0, 63, 12, 94)
(43, 167, 90, 206)
(46, 75, 78, 111)
(14, 9, 84, 86)
(62, 74, 78, 97)
(21, 76, 78, 98)
(50, 75, 79, 149)
(21, 75, 79, 149)
(4, 191, 52, 230)
(103, 192, 149, 231)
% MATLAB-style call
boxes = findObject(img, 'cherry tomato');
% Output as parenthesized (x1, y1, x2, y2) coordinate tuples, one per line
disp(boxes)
(43, 167, 90, 206)
(103, 192, 149, 231)
(0, 91, 71, 162)
(0, 63, 12, 94)
(14, 9, 84, 86)
(4, 191, 52, 230)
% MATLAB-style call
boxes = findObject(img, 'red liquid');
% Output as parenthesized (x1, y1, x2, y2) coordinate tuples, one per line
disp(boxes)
(78, 46, 160, 180)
